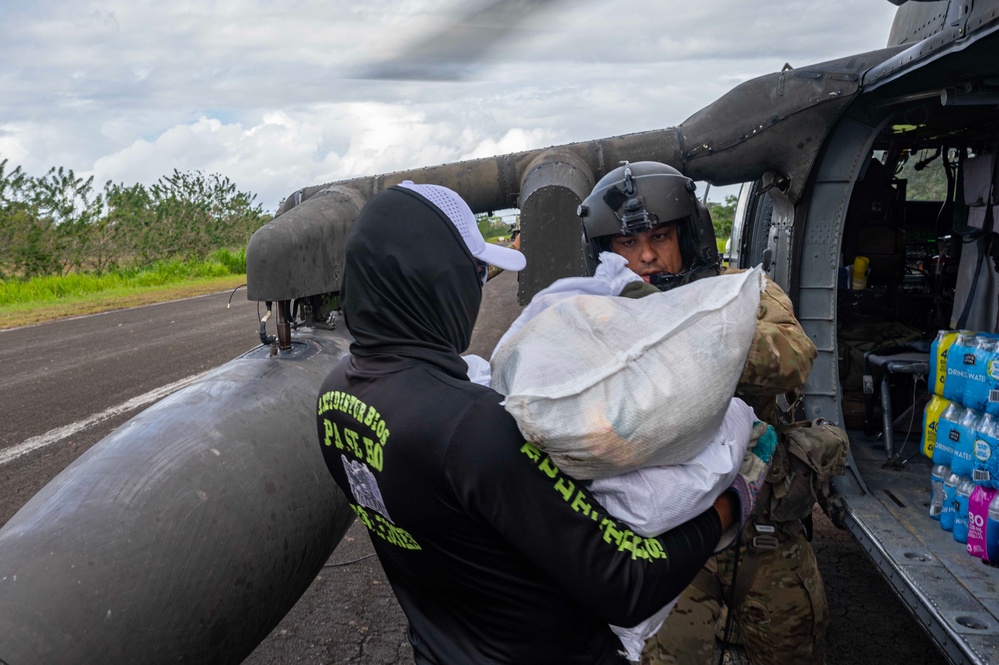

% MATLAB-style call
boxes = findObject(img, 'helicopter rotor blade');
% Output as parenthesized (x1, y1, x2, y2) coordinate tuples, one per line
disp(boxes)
(349, 0, 569, 81)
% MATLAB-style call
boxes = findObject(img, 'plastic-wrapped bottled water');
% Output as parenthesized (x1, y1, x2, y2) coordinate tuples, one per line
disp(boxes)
(964, 336, 997, 412)
(985, 341, 999, 417)
(940, 471, 962, 531)
(929, 464, 949, 519)
(932, 330, 968, 397)
(922, 395, 950, 459)
(953, 478, 975, 543)
(944, 332, 978, 404)
(951, 408, 984, 478)
(973, 412, 999, 488)
(934, 403, 967, 468)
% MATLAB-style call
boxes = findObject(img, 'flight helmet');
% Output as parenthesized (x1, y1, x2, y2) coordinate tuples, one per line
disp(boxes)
(578, 161, 721, 289)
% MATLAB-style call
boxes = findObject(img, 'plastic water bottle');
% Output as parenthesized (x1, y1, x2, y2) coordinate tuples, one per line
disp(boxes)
(985, 343, 999, 417)
(930, 330, 950, 397)
(953, 478, 975, 543)
(964, 336, 997, 412)
(944, 332, 977, 404)
(987, 493, 999, 564)
(941, 471, 962, 531)
(932, 330, 967, 397)
(922, 395, 951, 459)
(929, 464, 949, 519)
(967, 485, 997, 560)
(951, 408, 984, 478)
(973, 412, 999, 488)
(933, 403, 967, 468)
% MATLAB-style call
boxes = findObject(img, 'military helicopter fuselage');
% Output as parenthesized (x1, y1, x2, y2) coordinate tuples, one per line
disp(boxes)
(2, 1, 998, 663)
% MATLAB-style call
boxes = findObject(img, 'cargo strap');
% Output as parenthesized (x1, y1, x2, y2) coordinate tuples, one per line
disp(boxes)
(692, 524, 783, 612)
(730, 525, 780, 610)
(692, 567, 724, 604)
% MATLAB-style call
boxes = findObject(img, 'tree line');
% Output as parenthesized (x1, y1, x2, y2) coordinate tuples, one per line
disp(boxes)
(0, 158, 270, 280)
(0, 153, 746, 283)
(706, 196, 737, 243)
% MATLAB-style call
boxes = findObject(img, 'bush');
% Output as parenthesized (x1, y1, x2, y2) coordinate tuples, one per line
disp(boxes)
(0, 158, 268, 279)
(211, 248, 247, 275)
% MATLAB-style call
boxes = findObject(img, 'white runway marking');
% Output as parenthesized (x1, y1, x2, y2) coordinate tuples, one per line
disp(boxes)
(0, 371, 210, 466)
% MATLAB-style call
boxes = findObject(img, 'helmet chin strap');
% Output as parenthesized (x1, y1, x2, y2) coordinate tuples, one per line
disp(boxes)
(647, 263, 721, 291)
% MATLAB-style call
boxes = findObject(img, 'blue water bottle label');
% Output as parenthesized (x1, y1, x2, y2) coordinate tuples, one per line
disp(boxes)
(975, 439, 992, 460)
(954, 515, 970, 543)
(973, 425, 999, 487)
(941, 500, 957, 531)
(986, 359, 999, 414)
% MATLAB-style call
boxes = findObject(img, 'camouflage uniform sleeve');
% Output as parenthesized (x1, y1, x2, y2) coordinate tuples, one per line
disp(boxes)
(737, 275, 817, 403)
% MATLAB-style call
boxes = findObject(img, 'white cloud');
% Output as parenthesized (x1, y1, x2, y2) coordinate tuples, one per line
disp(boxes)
(89, 103, 561, 208)
(461, 128, 563, 161)
(0, 0, 900, 211)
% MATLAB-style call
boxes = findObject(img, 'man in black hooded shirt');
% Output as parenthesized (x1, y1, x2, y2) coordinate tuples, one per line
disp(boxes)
(316, 183, 745, 664)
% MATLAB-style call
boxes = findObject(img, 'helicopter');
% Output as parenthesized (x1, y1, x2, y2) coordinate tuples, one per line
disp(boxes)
(2, 1, 999, 663)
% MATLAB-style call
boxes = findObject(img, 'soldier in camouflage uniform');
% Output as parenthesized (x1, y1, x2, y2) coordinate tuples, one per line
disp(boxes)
(578, 161, 828, 665)
(640, 276, 827, 665)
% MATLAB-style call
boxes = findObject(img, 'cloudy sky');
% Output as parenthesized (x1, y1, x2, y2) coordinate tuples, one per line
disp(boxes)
(0, 0, 899, 213)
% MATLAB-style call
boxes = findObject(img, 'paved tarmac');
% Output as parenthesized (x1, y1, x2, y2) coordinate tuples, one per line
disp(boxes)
(0, 289, 261, 527)
(1, 273, 950, 664)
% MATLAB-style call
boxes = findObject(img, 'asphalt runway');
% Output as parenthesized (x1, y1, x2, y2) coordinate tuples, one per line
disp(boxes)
(0, 273, 948, 664)
(0, 289, 263, 527)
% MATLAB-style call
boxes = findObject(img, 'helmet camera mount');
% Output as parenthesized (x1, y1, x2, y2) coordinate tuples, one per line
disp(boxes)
(601, 163, 661, 236)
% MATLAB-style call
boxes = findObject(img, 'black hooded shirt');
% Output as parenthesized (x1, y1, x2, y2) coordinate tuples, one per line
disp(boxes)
(317, 186, 724, 664)
(340, 185, 481, 379)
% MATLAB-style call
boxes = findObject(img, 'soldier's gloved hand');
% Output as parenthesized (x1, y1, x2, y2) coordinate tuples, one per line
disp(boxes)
(749, 420, 777, 464)
(716, 423, 776, 551)
(731, 421, 777, 523)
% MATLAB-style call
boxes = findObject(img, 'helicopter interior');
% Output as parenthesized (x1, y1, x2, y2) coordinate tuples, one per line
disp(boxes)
(834, 97, 999, 433)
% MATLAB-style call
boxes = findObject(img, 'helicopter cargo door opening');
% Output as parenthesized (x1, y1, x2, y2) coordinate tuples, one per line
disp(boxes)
(760, 79, 999, 665)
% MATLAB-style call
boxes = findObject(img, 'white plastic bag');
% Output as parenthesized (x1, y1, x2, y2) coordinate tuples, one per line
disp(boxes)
(491, 263, 762, 479)
(491, 252, 643, 356)
(588, 396, 754, 537)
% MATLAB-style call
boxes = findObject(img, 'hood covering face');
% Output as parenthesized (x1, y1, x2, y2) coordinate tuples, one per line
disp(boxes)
(342, 186, 483, 379)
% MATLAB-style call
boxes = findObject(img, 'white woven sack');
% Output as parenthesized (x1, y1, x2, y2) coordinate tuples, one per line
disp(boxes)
(491, 267, 762, 479)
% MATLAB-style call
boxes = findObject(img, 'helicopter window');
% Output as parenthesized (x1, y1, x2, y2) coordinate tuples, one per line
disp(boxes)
(894, 150, 949, 202)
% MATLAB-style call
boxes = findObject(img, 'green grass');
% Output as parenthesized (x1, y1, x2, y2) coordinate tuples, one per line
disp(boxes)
(0, 250, 248, 329)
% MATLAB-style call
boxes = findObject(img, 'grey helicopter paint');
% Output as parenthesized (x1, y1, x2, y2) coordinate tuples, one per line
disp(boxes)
(2, 1, 999, 663)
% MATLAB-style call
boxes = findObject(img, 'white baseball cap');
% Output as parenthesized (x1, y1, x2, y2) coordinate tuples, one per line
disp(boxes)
(398, 181, 527, 272)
